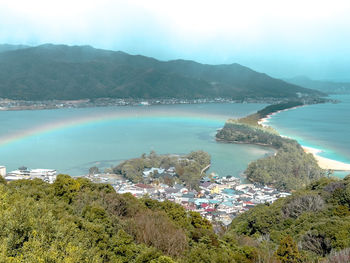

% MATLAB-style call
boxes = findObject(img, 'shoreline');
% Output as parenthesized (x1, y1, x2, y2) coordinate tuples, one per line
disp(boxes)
(302, 146, 350, 171)
(257, 105, 305, 127)
(0, 97, 281, 112)
(257, 105, 350, 171)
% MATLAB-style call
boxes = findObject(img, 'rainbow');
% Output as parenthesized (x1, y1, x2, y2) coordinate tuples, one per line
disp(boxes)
(0, 109, 226, 147)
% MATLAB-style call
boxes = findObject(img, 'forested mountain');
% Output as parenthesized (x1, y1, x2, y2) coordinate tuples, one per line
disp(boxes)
(285, 76, 350, 94)
(0, 44, 323, 100)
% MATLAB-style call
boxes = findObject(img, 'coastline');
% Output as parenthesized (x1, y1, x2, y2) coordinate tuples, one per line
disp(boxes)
(0, 97, 277, 112)
(258, 105, 350, 172)
(302, 146, 350, 171)
(257, 105, 304, 127)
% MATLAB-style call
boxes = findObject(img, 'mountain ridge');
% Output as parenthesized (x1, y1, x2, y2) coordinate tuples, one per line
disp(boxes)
(285, 76, 350, 94)
(0, 44, 324, 100)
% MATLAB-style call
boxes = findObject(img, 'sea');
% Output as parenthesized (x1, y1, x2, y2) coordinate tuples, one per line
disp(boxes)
(1, 95, 349, 178)
(266, 94, 350, 177)
(0, 103, 273, 177)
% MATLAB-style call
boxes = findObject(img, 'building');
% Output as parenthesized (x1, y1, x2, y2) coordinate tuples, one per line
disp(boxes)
(0, 166, 6, 176)
(5, 168, 57, 183)
(30, 169, 57, 183)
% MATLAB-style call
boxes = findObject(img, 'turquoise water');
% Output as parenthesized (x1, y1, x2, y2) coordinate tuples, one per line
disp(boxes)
(0, 103, 273, 176)
(267, 95, 350, 177)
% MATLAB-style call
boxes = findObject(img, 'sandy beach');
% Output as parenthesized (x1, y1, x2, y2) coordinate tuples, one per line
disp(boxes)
(258, 106, 304, 128)
(257, 106, 350, 171)
(302, 146, 350, 171)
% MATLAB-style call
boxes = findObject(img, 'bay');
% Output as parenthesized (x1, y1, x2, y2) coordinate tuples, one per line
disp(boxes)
(0, 103, 273, 177)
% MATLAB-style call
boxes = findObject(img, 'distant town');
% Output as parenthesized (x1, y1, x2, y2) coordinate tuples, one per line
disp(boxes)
(0, 97, 288, 111)
(0, 164, 290, 226)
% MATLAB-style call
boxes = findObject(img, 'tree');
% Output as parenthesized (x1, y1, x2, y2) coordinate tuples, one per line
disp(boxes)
(275, 236, 302, 263)
(18, 166, 28, 171)
(0, 176, 6, 185)
(89, 166, 100, 175)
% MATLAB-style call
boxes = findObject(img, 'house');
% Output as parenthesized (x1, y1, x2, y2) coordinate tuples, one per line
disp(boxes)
(210, 185, 220, 194)
(279, 192, 292, 198)
(236, 184, 254, 191)
(142, 168, 165, 178)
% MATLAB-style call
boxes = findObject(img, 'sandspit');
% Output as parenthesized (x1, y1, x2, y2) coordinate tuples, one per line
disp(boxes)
(302, 146, 350, 171)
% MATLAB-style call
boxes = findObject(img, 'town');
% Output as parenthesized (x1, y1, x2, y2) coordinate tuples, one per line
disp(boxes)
(0, 97, 286, 111)
(82, 166, 291, 226)
(0, 164, 290, 226)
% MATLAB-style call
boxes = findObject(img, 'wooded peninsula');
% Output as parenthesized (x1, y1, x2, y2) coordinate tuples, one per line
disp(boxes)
(216, 100, 326, 191)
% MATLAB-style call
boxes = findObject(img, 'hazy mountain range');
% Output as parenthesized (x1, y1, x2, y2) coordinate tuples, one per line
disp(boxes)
(0, 44, 30, 53)
(285, 76, 350, 94)
(0, 44, 323, 100)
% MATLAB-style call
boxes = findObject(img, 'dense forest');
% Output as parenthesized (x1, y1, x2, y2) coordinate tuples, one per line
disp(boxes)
(216, 103, 325, 190)
(0, 174, 229, 262)
(245, 141, 325, 190)
(216, 121, 282, 147)
(0, 44, 324, 100)
(1, 174, 350, 262)
(113, 151, 210, 189)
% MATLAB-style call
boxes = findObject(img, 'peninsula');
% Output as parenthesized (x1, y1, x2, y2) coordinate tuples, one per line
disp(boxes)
(257, 103, 350, 171)
(216, 100, 326, 190)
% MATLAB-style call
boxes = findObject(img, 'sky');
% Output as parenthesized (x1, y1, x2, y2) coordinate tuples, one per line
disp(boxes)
(0, 0, 349, 80)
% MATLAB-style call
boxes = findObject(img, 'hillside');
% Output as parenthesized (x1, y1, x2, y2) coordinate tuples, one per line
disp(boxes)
(0, 44, 324, 100)
(1, 174, 350, 262)
(0, 174, 280, 263)
(228, 175, 350, 262)
(285, 76, 350, 94)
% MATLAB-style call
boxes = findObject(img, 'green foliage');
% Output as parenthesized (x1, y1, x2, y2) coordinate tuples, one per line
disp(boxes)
(5, 174, 350, 262)
(228, 177, 350, 261)
(245, 140, 324, 191)
(218, 121, 325, 191)
(89, 166, 100, 175)
(217, 102, 326, 191)
(275, 235, 302, 263)
(53, 174, 82, 203)
(0, 174, 266, 262)
(113, 151, 210, 189)
(216, 121, 284, 147)
(0, 176, 6, 184)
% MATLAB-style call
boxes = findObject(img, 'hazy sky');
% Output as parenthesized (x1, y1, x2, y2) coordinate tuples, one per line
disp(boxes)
(0, 0, 349, 80)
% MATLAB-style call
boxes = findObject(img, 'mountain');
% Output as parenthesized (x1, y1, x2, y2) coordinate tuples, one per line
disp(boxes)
(0, 44, 30, 53)
(285, 76, 350, 94)
(0, 44, 324, 100)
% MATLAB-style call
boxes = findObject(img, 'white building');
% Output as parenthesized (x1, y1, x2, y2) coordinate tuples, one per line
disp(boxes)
(0, 166, 6, 177)
(30, 169, 57, 183)
(5, 168, 57, 183)
(7, 169, 30, 177)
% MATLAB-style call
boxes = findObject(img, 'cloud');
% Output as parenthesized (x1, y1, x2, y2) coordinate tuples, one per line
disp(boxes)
(0, 0, 349, 79)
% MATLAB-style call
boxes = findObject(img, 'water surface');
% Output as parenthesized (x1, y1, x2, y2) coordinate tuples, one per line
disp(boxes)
(0, 103, 273, 176)
(267, 95, 350, 177)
